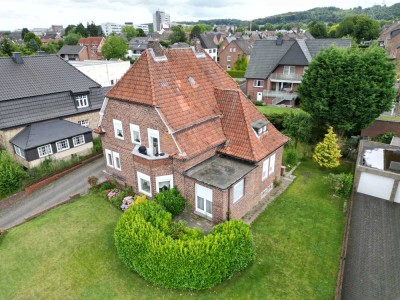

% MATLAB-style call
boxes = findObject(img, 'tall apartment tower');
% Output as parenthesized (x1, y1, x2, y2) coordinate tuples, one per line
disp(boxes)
(153, 10, 171, 32)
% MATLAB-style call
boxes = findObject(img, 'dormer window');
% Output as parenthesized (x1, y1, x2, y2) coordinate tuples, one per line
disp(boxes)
(251, 120, 268, 137)
(75, 95, 89, 108)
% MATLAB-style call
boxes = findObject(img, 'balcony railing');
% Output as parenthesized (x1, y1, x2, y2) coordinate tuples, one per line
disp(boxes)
(269, 73, 303, 83)
(263, 90, 298, 105)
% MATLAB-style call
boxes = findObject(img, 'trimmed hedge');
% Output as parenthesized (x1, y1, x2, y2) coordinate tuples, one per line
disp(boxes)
(154, 187, 185, 217)
(114, 201, 254, 290)
(226, 70, 246, 78)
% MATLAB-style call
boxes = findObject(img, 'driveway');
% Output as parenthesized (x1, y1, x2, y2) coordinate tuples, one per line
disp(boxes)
(0, 158, 105, 229)
(341, 193, 400, 300)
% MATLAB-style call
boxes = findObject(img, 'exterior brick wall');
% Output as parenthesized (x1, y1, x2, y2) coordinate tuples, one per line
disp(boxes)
(218, 41, 246, 70)
(361, 120, 400, 138)
(102, 98, 285, 224)
(246, 79, 265, 100)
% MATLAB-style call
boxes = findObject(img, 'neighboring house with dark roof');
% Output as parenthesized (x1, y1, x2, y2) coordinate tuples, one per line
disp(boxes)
(127, 38, 149, 58)
(78, 37, 105, 60)
(218, 39, 253, 70)
(97, 48, 288, 223)
(0, 53, 110, 168)
(58, 45, 88, 61)
(378, 22, 400, 71)
(245, 38, 352, 106)
(199, 33, 218, 61)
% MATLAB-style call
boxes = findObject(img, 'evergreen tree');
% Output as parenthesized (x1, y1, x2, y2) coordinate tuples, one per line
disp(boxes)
(21, 28, 29, 40)
(313, 126, 341, 168)
(87, 22, 101, 36)
(190, 25, 202, 40)
(75, 23, 88, 38)
(0, 38, 13, 56)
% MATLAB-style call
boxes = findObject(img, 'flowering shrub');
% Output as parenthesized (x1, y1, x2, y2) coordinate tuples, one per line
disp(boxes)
(107, 189, 121, 200)
(120, 196, 134, 211)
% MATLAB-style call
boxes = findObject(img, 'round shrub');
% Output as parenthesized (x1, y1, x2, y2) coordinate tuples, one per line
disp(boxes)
(114, 201, 254, 290)
(154, 187, 185, 217)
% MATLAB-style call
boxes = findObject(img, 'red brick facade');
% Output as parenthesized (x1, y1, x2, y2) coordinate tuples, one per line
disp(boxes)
(218, 41, 247, 70)
(361, 120, 400, 138)
(100, 49, 288, 223)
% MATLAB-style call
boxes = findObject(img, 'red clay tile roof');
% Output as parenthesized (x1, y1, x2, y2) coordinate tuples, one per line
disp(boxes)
(106, 48, 288, 162)
(78, 37, 104, 46)
(215, 89, 288, 162)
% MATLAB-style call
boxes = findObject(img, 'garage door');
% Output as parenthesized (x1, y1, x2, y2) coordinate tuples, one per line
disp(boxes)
(357, 172, 394, 200)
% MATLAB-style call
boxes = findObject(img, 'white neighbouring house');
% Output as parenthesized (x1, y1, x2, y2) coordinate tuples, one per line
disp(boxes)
(69, 60, 131, 87)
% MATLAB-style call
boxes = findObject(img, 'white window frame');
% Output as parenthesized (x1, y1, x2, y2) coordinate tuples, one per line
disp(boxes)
(72, 135, 85, 147)
(233, 47, 236, 52)
(253, 80, 264, 87)
(233, 179, 244, 203)
(269, 153, 276, 176)
(75, 95, 89, 108)
(227, 55, 231, 62)
(130, 124, 141, 145)
(113, 119, 124, 140)
(262, 158, 269, 181)
(137, 171, 152, 197)
(37, 144, 53, 158)
(148, 128, 160, 156)
(156, 175, 174, 193)
(14, 145, 25, 159)
(105, 149, 113, 167)
(56, 139, 70, 152)
(283, 65, 295, 75)
(113, 152, 121, 171)
(78, 120, 89, 127)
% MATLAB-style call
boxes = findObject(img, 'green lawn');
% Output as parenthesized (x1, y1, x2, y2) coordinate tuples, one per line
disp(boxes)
(377, 115, 400, 122)
(0, 160, 351, 299)
(257, 105, 303, 115)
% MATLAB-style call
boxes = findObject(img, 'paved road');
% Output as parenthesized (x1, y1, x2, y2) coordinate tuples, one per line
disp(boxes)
(0, 158, 105, 229)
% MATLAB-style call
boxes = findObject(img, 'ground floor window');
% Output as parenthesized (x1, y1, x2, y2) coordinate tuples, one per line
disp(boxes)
(233, 179, 244, 203)
(72, 135, 85, 146)
(37, 144, 53, 158)
(14, 145, 25, 159)
(56, 139, 70, 152)
(156, 175, 173, 192)
(137, 172, 151, 197)
(105, 149, 121, 171)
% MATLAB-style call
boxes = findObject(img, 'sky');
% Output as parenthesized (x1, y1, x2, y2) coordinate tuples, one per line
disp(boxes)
(0, 0, 398, 30)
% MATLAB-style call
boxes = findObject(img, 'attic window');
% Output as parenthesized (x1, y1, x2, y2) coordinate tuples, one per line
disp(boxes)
(251, 120, 268, 136)
(160, 82, 168, 87)
(188, 77, 196, 86)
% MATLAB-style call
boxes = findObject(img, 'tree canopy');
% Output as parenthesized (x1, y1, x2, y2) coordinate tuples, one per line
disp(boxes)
(21, 28, 29, 40)
(336, 15, 380, 42)
(0, 38, 13, 56)
(298, 46, 396, 136)
(121, 25, 137, 41)
(102, 35, 128, 59)
(75, 23, 88, 38)
(169, 26, 186, 44)
(308, 21, 328, 38)
(190, 25, 202, 40)
(87, 22, 103, 37)
(283, 111, 312, 148)
(64, 32, 82, 45)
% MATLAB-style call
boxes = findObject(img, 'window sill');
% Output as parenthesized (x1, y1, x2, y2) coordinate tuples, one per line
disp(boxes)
(131, 145, 169, 161)
(138, 190, 152, 197)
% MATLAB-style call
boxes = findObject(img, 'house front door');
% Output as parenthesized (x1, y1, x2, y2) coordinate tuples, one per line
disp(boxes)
(257, 92, 263, 101)
(195, 184, 212, 218)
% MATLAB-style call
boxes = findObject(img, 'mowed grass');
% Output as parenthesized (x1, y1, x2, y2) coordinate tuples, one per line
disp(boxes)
(0, 160, 351, 300)
(257, 105, 303, 115)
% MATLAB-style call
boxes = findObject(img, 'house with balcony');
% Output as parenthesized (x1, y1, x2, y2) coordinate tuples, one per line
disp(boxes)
(97, 48, 288, 223)
(245, 38, 352, 106)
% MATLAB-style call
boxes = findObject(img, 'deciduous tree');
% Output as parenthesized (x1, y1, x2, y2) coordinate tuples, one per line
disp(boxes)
(64, 32, 82, 45)
(283, 111, 312, 148)
(102, 35, 128, 59)
(0, 38, 13, 56)
(21, 28, 29, 40)
(308, 21, 328, 38)
(298, 46, 396, 135)
(313, 126, 341, 168)
(169, 26, 186, 44)
(121, 25, 137, 41)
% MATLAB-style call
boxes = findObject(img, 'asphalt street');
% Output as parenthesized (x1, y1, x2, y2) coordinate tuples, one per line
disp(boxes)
(0, 158, 105, 229)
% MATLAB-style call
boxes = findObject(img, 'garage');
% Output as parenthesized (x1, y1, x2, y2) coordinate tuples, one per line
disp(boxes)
(357, 172, 394, 200)
(355, 141, 400, 203)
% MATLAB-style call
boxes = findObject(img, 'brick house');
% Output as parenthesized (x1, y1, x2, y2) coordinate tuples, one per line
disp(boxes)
(245, 38, 351, 105)
(378, 22, 400, 71)
(0, 53, 110, 168)
(58, 45, 89, 61)
(78, 37, 105, 60)
(218, 39, 253, 70)
(98, 48, 288, 223)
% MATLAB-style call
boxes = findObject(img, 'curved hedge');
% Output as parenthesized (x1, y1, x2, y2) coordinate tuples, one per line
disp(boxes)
(114, 201, 254, 290)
